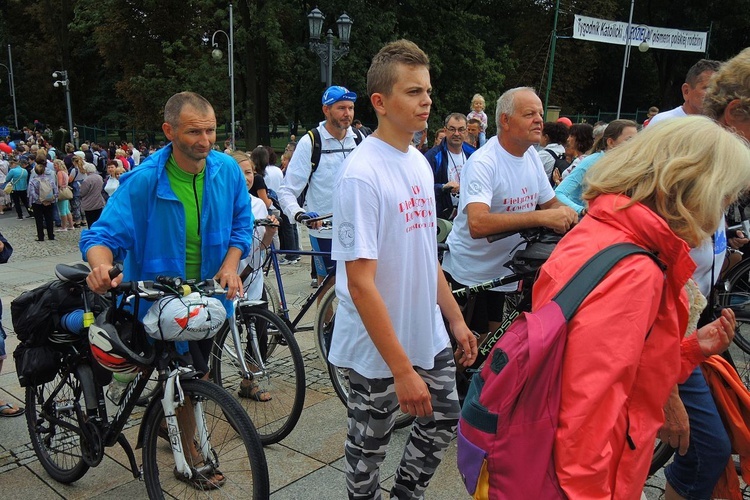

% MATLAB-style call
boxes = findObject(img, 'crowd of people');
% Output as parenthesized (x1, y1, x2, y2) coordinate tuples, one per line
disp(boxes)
(1, 41, 749, 499)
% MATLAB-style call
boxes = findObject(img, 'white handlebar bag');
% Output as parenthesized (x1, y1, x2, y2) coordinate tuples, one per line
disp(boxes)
(143, 292, 227, 342)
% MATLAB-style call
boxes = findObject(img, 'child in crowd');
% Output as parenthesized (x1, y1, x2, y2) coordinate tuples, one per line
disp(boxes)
(467, 93, 488, 146)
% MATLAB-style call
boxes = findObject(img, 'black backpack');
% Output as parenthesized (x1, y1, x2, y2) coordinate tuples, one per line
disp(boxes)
(544, 148, 570, 182)
(11, 279, 109, 347)
(298, 126, 363, 208)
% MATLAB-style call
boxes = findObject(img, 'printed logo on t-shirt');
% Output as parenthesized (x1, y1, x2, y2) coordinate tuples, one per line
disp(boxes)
(503, 186, 538, 212)
(338, 222, 355, 248)
(398, 185, 435, 234)
(715, 229, 727, 255)
(468, 181, 483, 196)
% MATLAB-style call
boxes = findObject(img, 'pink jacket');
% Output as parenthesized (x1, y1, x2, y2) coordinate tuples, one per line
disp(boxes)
(532, 194, 705, 499)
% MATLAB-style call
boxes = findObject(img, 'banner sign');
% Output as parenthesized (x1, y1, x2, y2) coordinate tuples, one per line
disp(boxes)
(573, 14, 708, 53)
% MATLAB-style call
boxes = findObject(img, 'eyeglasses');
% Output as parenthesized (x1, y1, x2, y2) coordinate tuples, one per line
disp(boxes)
(447, 127, 467, 134)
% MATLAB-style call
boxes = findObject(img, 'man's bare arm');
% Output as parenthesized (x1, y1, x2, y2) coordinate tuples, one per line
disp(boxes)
(465, 199, 578, 238)
(346, 258, 433, 417)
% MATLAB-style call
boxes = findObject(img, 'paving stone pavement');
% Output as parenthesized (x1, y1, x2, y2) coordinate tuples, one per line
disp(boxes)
(0, 211, 698, 499)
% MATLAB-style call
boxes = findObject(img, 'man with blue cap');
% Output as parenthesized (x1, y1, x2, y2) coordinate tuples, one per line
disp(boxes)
(278, 85, 364, 291)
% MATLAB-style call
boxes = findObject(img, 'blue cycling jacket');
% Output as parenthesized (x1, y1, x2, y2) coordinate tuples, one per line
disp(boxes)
(79, 144, 253, 317)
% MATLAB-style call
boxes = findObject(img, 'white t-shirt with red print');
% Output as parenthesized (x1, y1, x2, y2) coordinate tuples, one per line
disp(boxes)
(443, 137, 555, 291)
(329, 137, 450, 379)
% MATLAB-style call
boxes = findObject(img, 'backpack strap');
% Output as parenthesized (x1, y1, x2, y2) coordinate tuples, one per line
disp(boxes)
(553, 243, 664, 321)
(308, 128, 322, 173)
(543, 148, 560, 160)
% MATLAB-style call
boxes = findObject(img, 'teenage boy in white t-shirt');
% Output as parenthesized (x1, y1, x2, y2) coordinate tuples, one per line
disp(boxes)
(329, 39, 477, 499)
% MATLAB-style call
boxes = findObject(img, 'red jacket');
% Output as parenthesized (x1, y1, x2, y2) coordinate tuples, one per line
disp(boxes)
(532, 194, 705, 499)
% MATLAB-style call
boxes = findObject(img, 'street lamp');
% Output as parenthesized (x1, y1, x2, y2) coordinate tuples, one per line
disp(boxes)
(211, 2, 235, 150)
(52, 70, 74, 145)
(0, 45, 18, 129)
(307, 8, 353, 88)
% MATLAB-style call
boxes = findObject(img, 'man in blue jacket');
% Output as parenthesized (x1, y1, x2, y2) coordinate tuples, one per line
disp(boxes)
(81, 91, 253, 363)
(80, 91, 252, 490)
(424, 113, 476, 220)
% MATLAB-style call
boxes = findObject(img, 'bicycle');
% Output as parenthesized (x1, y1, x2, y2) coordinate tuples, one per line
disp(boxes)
(24, 263, 269, 499)
(447, 228, 562, 400)
(209, 293, 306, 445)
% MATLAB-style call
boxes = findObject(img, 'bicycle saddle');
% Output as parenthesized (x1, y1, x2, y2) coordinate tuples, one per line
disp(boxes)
(55, 263, 91, 284)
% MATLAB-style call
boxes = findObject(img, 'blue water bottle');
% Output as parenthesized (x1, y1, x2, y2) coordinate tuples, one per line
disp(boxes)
(60, 309, 85, 334)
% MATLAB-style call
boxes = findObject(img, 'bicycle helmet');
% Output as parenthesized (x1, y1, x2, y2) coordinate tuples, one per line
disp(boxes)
(143, 293, 226, 342)
(89, 310, 155, 373)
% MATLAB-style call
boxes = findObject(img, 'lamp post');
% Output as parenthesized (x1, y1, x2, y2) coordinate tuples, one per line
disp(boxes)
(307, 8, 353, 88)
(52, 70, 74, 145)
(211, 2, 235, 150)
(0, 45, 18, 129)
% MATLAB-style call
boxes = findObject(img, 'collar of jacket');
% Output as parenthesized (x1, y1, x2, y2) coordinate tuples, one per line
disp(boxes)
(586, 193, 696, 287)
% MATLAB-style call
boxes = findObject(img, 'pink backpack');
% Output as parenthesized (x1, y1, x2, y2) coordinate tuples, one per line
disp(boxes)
(457, 243, 659, 499)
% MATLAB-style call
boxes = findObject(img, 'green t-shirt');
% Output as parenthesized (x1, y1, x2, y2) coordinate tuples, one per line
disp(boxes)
(165, 155, 204, 280)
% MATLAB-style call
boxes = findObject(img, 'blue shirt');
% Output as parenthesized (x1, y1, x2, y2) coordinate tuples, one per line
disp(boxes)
(554, 151, 605, 214)
(5, 166, 28, 191)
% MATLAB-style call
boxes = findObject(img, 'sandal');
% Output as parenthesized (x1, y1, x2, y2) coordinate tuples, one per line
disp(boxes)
(0, 402, 25, 417)
(173, 463, 226, 490)
(238, 381, 272, 402)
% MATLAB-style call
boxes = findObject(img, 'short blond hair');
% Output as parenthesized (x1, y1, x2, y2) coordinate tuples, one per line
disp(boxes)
(367, 39, 429, 97)
(583, 116, 750, 247)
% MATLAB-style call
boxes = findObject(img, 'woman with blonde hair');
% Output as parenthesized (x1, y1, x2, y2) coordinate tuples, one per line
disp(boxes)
(530, 116, 750, 498)
(659, 47, 750, 500)
(53, 159, 74, 230)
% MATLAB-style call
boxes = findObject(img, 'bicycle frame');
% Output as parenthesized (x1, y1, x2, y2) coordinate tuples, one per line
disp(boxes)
(222, 298, 269, 382)
(264, 244, 335, 332)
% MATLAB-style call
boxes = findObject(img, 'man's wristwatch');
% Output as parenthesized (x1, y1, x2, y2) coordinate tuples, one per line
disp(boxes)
(294, 212, 306, 223)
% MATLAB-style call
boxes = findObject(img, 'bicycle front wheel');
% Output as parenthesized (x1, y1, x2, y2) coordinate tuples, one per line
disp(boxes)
(649, 438, 674, 475)
(315, 288, 415, 430)
(211, 306, 306, 445)
(141, 379, 269, 499)
(26, 370, 90, 483)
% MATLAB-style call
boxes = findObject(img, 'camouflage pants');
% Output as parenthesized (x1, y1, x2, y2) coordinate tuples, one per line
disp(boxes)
(344, 346, 460, 499)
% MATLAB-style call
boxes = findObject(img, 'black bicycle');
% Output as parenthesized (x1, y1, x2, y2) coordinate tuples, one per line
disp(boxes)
(24, 263, 269, 499)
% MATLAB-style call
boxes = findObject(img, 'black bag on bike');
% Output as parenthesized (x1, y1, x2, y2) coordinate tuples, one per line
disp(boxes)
(11, 280, 109, 346)
(13, 343, 62, 387)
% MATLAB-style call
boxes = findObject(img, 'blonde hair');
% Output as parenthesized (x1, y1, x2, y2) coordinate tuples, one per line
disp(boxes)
(115, 167, 126, 175)
(471, 93, 485, 106)
(53, 159, 67, 172)
(703, 47, 750, 123)
(367, 39, 429, 97)
(229, 151, 253, 168)
(583, 116, 750, 247)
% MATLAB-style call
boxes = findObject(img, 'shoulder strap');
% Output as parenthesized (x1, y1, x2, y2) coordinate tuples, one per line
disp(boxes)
(553, 243, 663, 320)
(308, 128, 322, 174)
(352, 127, 363, 145)
(543, 148, 560, 160)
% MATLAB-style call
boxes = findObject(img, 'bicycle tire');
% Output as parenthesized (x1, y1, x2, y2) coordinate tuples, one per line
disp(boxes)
(315, 288, 415, 430)
(649, 438, 675, 476)
(718, 258, 750, 387)
(26, 370, 90, 483)
(211, 306, 305, 445)
(262, 280, 282, 319)
(141, 378, 270, 499)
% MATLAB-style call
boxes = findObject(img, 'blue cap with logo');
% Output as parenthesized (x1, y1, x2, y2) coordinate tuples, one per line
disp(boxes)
(322, 86, 357, 106)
